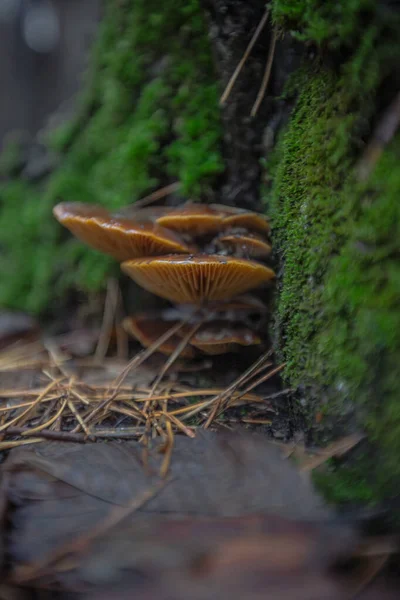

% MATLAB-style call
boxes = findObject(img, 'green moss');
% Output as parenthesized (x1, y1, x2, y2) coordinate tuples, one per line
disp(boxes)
(0, 0, 223, 313)
(272, 0, 374, 48)
(313, 460, 377, 506)
(266, 1, 400, 502)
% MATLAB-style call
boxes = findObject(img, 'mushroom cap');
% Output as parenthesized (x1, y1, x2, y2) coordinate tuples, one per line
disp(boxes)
(222, 213, 270, 234)
(209, 204, 271, 234)
(156, 203, 224, 236)
(53, 202, 192, 261)
(179, 322, 261, 355)
(123, 315, 196, 358)
(121, 254, 275, 304)
(113, 205, 170, 221)
(215, 233, 272, 258)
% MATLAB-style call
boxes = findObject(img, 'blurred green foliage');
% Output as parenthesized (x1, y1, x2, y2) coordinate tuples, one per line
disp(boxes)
(0, 0, 223, 313)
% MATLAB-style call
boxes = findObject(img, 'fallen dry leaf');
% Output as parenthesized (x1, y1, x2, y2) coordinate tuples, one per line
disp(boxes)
(0, 433, 398, 599)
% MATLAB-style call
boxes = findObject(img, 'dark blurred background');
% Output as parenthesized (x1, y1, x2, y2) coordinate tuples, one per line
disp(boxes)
(0, 0, 101, 149)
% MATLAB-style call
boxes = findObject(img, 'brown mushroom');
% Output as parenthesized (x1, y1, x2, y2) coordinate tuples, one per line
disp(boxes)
(214, 232, 272, 258)
(222, 213, 270, 234)
(209, 204, 271, 234)
(155, 203, 223, 236)
(113, 205, 170, 221)
(180, 322, 262, 355)
(53, 202, 193, 261)
(121, 254, 275, 304)
(123, 315, 196, 358)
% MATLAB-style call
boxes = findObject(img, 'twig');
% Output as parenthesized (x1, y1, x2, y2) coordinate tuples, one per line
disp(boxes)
(250, 26, 277, 117)
(220, 7, 270, 105)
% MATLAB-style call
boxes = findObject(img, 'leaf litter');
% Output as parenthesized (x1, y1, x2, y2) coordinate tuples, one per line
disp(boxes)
(0, 315, 399, 598)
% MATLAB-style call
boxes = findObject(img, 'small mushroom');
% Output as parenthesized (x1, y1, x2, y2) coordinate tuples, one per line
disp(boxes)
(214, 232, 272, 258)
(209, 204, 271, 234)
(179, 322, 262, 355)
(53, 202, 193, 261)
(121, 254, 275, 304)
(113, 205, 170, 221)
(156, 202, 224, 236)
(123, 315, 196, 358)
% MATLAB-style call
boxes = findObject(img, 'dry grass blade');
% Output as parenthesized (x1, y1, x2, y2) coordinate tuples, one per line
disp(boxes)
(0, 438, 43, 450)
(147, 320, 202, 401)
(4, 426, 88, 442)
(203, 351, 273, 428)
(220, 7, 270, 105)
(241, 417, 272, 425)
(161, 411, 196, 438)
(80, 321, 187, 428)
(160, 418, 174, 478)
(112, 320, 187, 393)
(350, 555, 389, 599)
(300, 433, 365, 471)
(94, 278, 119, 362)
(115, 284, 129, 360)
(0, 340, 46, 370)
(0, 377, 64, 433)
(21, 398, 67, 436)
(250, 26, 277, 117)
(0, 395, 59, 412)
(134, 181, 181, 208)
(225, 363, 285, 408)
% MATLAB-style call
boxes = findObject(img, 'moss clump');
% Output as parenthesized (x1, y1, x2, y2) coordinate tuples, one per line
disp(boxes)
(272, 0, 374, 48)
(313, 459, 377, 506)
(266, 1, 400, 501)
(0, 0, 223, 313)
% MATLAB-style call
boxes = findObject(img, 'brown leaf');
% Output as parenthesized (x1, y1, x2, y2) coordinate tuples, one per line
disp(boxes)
(1, 433, 399, 599)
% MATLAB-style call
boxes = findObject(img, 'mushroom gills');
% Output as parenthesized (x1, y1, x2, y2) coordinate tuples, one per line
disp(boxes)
(121, 254, 275, 304)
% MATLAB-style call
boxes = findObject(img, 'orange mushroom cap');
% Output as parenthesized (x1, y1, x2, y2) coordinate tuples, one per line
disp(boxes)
(53, 202, 192, 261)
(215, 232, 272, 258)
(155, 203, 223, 236)
(180, 322, 261, 355)
(222, 213, 270, 234)
(121, 254, 275, 304)
(123, 315, 196, 358)
(113, 205, 170, 221)
(209, 204, 271, 234)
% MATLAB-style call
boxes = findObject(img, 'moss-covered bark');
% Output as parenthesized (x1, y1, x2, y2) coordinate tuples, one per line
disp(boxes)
(266, 0, 400, 504)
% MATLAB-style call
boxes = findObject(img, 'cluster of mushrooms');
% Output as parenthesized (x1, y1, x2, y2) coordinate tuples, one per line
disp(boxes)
(53, 201, 275, 358)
